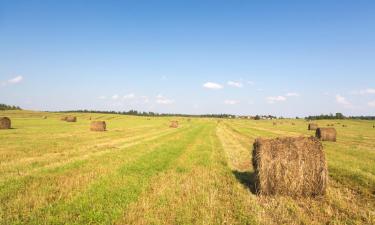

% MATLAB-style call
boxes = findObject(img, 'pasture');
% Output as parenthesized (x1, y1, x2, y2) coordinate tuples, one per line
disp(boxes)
(0, 110, 374, 224)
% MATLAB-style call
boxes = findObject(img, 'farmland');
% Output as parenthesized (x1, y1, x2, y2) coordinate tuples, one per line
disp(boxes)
(0, 110, 374, 224)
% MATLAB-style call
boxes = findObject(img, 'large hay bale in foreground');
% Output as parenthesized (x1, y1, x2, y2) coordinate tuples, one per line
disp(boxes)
(90, 121, 106, 131)
(316, 128, 337, 142)
(0, 117, 11, 129)
(308, 123, 318, 130)
(65, 116, 77, 122)
(252, 137, 328, 197)
(170, 121, 179, 128)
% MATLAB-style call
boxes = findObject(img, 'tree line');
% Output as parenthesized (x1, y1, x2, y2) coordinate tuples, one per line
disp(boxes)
(0, 103, 21, 110)
(305, 113, 375, 120)
(55, 109, 236, 118)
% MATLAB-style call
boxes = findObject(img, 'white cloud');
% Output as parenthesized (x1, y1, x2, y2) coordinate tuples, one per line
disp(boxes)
(112, 94, 119, 100)
(224, 100, 239, 105)
(335, 94, 351, 106)
(8, 75, 23, 84)
(203, 82, 223, 90)
(368, 101, 375, 107)
(1, 75, 24, 86)
(227, 81, 243, 88)
(360, 88, 375, 95)
(98, 96, 106, 100)
(285, 92, 300, 97)
(266, 96, 287, 104)
(123, 93, 135, 99)
(156, 94, 174, 105)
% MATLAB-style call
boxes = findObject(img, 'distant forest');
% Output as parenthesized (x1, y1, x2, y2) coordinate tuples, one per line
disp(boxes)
(306, 113, 375, 120)
(0, 103, 21, 110)
(56, 109, 236, 118)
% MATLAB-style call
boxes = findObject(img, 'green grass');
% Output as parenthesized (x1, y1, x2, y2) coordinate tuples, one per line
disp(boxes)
(0, 111, 374, 224)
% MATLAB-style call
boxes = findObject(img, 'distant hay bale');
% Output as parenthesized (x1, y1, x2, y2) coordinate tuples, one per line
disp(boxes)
(43, 116, 47, 119)
(61, 116, 68, 121)
(89, 117, 92, 120)
(90, 121, 106, 132)
(65, 116, 77, 122)
(0, 117, 11, 129)
(316, 128, 337, 142)
(170, 121, 179, 128)
(291, 122, 295, 125)
(252, 137, 328, 197)
(342, 125, 347, 128)
(308, 123, 318, 130)
(327, 124, 334, 127)
(273, 122, 277, 126)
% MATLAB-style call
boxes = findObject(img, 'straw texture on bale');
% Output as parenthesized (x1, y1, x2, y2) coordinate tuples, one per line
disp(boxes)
(316, 128, 337, 142)
(0, 117, 11, 129)
(252, 137, 328, 197)
(170, 121, 179, 128)
(65, 116, 77, 122)
(90, 121, 106, 132)
(308, 123, 318, 130)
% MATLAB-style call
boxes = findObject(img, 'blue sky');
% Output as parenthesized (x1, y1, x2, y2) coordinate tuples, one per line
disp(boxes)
(0, 0, 375, 116)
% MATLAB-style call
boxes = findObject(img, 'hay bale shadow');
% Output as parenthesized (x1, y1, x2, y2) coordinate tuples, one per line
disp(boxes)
(232, 170, 256, 194)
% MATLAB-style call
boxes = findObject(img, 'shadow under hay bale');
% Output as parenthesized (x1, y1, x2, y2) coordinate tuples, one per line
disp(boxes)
(90, 121, 106, 131)
(0, 117, 11, 129)
(170, 121, 179, 128)
(308, 123, 318, 130)
(252, 137, 328, 197)
(65, 116, 77, 122)
(232, 171, 257, 194)
(316, 128, 337, 142)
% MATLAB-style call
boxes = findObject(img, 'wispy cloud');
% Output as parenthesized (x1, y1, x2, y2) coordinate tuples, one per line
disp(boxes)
(203, 82, 223, 90)
(156, 94, 174, 104)
(227, 81, 243, 88)
(285, 92, 300, 97)
(123, 93, 135, 100)
(335, 94, 351, 106)
(368, 100, 375, 107)
(266, 96, 287, 104)
(1, 75, 24, 86)
(112, 94, 119, 100)
(224, 100, 239, 105)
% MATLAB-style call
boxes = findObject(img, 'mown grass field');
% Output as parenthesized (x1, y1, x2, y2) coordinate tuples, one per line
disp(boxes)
(0, 110, 374, 224)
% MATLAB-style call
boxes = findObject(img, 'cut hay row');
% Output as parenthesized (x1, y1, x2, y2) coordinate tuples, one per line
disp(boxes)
(252, 136, 328, 197)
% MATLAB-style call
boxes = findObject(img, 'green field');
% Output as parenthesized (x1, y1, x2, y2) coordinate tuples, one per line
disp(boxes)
(0, 110, 374, 224)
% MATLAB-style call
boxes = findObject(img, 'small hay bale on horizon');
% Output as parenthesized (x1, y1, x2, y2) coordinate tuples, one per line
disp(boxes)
(65, 116, 77, 122)
(316, 128, 337, 142)
(0, 117, 11, 129)
(308, 123, 318, 130)
(90, 121, 106, 132)
(170, 121, 179, 128)
(252, 136, 328, 197)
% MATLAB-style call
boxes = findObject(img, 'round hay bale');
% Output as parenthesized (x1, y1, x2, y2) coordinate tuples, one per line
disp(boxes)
(65, 116, 77, 122)
(170, 121, 179, 128)
(252, 137, 328, 197)
(61, 116, 68, 121)
(273, 122, 277, 126)
(90, 121, 106, 132)
(43, 116, 47, 119)
(0, 117, 11, 129)
(308, 123, 318, 130)
(316, 128, 337, 142)
(291, 122, 295, 126)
